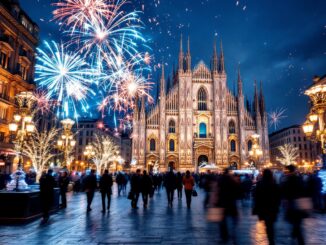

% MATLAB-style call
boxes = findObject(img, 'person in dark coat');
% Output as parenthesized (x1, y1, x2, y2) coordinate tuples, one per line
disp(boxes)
(130, 169, 142, 209)
(141, 170, 153, 208)
(83, 169, 97, 212)
(253, 169, 281, 245)
(216, 168, 241, 243)
(58, 171, 70, 208)
(164, 168, 177, 207)
(176, 172, 183, 199)
(282, 165, 306, 245)
(39, 169, 55, 223)
(0, 169, 6, 190)
(99, 169, 113, 212)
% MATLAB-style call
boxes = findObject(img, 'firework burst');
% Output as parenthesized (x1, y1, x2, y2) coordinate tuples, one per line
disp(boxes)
(52, 0, 113, 32)
(269, 108, 287, 130)
(65, 0, 145, 69)
(33, 90, 56, 115)
(35, 41, 97, 118)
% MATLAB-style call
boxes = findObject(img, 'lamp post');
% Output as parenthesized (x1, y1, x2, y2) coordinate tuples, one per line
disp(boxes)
(248, 134, 263, 169)
(57, 118, 76, 168)
(302, 76, 326, 169)
(8, 91, 36, 191)
(83, 144, 95, 169)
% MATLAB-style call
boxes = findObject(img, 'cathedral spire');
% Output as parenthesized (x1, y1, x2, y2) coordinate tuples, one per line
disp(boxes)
(178, 34, 184, 72)
(141, 95, 145, 114)
(185, 36, 191, 72)
(134, 96, 140, 120)
(259, 81, 265, 113)
(237, 66, 243, 96)
(219, 39, 225, 73)
(212, 38, 218, 72)
(254, 80, 260, 115)
(160, 64, 165, 97)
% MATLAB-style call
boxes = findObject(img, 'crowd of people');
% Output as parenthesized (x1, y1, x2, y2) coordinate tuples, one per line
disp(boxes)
(1, 165, 326, 245)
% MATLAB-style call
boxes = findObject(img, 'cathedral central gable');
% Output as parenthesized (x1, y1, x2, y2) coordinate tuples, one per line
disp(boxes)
(193, 61, 212, 81)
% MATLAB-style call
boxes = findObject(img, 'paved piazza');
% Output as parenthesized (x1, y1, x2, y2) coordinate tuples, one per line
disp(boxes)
(1, 185, 326, 245)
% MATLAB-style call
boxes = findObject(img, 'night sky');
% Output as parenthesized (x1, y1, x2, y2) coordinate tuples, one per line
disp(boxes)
(20, 0, 326, 132)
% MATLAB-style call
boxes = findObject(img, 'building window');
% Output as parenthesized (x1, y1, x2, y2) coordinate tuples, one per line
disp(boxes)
(0, 132, 4, 142)
(198, 87, 207, 110)
(248, 140, 252, 151)
(228, 120, 236, 134)
(150, 139, 156, 151)
(230, 140, 236, 152)
(199, 122, 207, 138)
(294, 137, 296, 142)
(0, 107, 6, 120)
(169, 139, 175, 151)
(168, 120, 176, 133)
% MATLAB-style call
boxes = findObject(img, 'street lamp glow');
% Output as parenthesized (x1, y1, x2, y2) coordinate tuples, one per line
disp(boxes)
(302, 120, 314, 137)
(9, 122, 18, 132)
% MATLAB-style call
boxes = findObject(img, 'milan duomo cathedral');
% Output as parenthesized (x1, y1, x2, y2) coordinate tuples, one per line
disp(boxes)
(132, 37, 270, 172)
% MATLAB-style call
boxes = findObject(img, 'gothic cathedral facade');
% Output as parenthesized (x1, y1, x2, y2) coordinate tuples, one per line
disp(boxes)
(132, 38, 270, 172)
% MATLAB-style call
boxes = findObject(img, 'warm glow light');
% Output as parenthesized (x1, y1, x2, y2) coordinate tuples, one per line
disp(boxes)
(57, 140, 63, 146)
(26, 124, 35, 133)
(24, 115, 32, 123)
(309, 113, 318, 123)
(70, 140, 76, 147)
(302, 120, 314, 136)
(9, 122, 18, 132)
(14, 114, 21, 122)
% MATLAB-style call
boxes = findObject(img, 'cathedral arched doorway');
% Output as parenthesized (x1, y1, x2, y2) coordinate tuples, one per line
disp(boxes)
(229, 162, 238, 170)
(168, 161, 175, 170)
(198, 155, 208, 167)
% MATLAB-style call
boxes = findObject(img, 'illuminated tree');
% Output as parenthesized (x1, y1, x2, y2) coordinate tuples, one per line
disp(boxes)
(276, 143, 299, 166)
(91, 133, 119, 174)
(18, 128, 59, 182)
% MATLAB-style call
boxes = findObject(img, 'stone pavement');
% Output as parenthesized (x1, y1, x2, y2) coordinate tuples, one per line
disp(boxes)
(1, 185, 326, 245)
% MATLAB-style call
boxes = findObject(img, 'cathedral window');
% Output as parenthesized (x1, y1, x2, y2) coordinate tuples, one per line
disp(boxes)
(168, 120, 176, 133)
(248, 140, 253, 151)
(169, 139, 175, 151)
(228, 120, 236, 134)
(230, 140, 236, 152)
(198, 87, 207, 110)
(150, 139, 156, 151)
(199, 123, 207, 138)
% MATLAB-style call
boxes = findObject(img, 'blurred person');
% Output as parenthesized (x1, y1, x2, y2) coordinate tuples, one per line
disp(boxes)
(176, 172, 183, 199)
(130, 169, 142, 209)
(116, 172, 123, 196)
(216, 168, 241, 243)
(141, 170, 153, 208)
(58, 171, 70, 208)
(0, 169, 6, 189)
(253, 169, 281, 245)
(183, 170, 195, 208)
(99, 169, 113, 212)
(164, 167, 177, 207)
(39, 169, 55, 223)
(282, 165, 307, 245)
(84, 169, 97, 212)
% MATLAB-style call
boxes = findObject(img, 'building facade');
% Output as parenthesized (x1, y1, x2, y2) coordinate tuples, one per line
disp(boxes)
(0, 0, 38, 171)
(73, 118, 131, 170)
(269, 125, 321, 166)
(132, 38, 270, 172)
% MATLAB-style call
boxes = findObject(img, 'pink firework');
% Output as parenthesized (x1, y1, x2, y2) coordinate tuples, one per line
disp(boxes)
(33, 90, 54, 115)
(113, 71, 153, 111)
(52, 0, 113, 31)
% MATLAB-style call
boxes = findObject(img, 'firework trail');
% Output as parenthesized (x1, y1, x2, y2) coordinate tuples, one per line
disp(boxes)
(269, 108, 287, 131)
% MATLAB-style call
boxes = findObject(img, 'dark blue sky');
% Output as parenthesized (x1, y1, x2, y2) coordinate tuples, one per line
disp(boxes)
(21, 0, 326, 131)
